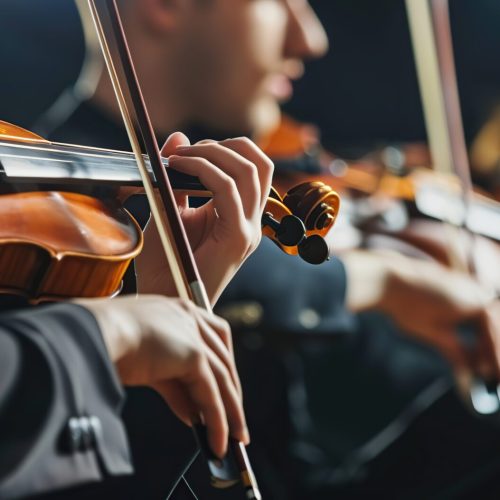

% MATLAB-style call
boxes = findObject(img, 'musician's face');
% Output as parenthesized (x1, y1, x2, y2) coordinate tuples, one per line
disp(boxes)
(176, 0, 328, 137)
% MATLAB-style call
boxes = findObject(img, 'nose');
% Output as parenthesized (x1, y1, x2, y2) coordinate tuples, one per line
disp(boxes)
(284, 0, 329, 60)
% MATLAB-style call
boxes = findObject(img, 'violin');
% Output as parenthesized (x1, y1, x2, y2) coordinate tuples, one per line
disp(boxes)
(0, 119, 340, 302)
(259, 115, 500, 244)
(256, 111, 500, 303)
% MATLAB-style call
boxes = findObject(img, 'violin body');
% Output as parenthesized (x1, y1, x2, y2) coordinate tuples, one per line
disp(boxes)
(0, 191, 142, 301)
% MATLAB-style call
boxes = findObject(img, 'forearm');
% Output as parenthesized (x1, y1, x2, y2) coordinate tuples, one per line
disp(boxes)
(341, 248, 494, 340)
(341, 249, 431, 315)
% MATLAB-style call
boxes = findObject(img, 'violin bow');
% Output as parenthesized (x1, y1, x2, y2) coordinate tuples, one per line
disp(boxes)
(406, 0, 500, 415)
(86, 1, 261, 498)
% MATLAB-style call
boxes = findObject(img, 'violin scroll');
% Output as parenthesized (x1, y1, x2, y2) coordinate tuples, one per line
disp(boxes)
(282, 181, 340, 233)
(262, 181, 340, 264)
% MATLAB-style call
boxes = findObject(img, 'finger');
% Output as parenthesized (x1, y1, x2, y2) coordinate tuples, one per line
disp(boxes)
(167, 155, 246, 233)
(204, 346, 249, 445)
(219, 137, 274, 214)
(160, 132, 191, 157)
(174, 143, 260, 220)
(476, 304, 500, 380)
(196, 311, 242, 398)
(194, 305, 236, 355)
(159, 134, 192, 211)
(485, 301, 500, 380)
(173, 192, 189, 212)
(452, 316, 499, 380)
(182, 356, 229, 458)
(195, 139, 217, 145)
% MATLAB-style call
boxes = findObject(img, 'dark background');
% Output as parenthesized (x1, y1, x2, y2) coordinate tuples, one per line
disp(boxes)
(2, 0, 500, 152)
(285, 0, 500, 155)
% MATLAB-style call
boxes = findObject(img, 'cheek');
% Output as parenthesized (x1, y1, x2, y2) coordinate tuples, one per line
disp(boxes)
(244, 2, 289, 78)
(193, 1, 287, 90)
(182, 1, 287, 132)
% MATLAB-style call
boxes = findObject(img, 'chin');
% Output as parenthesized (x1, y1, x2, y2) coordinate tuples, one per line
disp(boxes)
(247, 98, 282, 140)
(198, 98, 281, 139)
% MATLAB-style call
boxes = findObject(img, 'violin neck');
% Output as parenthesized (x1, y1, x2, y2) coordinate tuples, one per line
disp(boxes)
(0, 139, 204, 193)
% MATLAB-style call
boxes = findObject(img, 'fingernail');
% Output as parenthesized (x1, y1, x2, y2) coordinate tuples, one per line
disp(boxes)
(176, 145, 191, 150)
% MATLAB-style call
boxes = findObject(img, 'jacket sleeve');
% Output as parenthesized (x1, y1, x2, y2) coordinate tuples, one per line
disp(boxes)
(0, 303, 133, 499)
(217, 238, 357, 335)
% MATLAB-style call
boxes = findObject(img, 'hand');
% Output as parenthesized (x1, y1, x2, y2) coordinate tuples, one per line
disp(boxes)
(135, 132, 274, 304)
(473, 299, 500, 380)
(342, 250, 499, 377)
(75, 295, 248, 458)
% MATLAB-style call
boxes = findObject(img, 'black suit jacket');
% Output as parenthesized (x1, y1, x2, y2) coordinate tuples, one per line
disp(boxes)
(0, 303, 132, 499)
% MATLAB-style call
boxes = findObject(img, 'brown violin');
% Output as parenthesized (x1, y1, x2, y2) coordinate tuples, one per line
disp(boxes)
(260, 115, 500, 240)
(0, 120, 340, 302)
(258, 114, 500, 288)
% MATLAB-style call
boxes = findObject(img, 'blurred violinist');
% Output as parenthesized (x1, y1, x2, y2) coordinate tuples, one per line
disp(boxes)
(3, 0, 500, 498)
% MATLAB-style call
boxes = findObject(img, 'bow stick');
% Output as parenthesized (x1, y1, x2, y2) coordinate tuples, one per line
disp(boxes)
(86, 1, 261, 498)
(406, 0, 500, 416)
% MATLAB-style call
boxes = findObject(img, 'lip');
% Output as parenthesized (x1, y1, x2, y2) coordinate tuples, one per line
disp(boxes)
(266, 74, 294, 101)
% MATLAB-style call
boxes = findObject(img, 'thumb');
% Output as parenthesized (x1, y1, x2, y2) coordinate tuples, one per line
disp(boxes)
(161, 131, 191, 157)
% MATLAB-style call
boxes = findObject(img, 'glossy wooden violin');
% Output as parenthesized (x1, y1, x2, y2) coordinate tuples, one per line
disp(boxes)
(0, 119, 340, 302)
(259, 115, 500, 246)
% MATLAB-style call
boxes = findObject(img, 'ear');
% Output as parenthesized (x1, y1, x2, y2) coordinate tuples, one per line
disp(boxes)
(135, 0, 182, 34)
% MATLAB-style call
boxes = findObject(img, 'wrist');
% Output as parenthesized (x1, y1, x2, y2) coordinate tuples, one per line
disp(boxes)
(72, 298, 139, 365)
(197, 250, 245, 306)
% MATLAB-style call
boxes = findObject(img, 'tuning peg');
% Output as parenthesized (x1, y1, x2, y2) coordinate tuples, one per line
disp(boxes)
(262, 213, 306, 247)
(297, 234, 330, 265)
